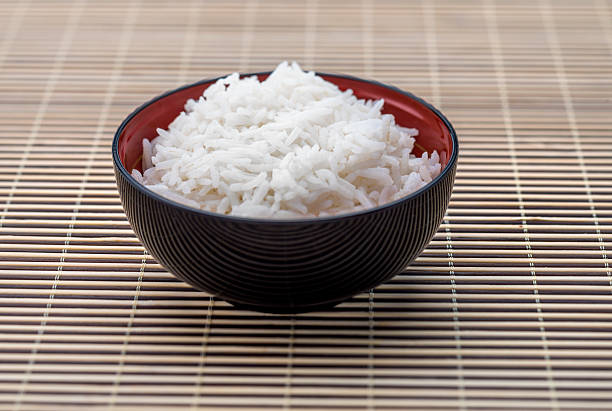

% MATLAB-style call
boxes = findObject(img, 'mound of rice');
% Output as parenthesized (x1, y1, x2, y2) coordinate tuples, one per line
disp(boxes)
(133, 62, 441, 218)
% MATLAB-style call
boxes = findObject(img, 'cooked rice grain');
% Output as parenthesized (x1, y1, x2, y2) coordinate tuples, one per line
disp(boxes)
(134, 62, 441, 218)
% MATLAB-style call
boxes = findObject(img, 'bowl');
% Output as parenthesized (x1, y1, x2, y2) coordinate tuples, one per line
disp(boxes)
(112, 72, 458, 313)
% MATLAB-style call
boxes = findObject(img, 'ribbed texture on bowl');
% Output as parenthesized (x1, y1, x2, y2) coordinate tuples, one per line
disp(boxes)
(113, 161, 456, 313)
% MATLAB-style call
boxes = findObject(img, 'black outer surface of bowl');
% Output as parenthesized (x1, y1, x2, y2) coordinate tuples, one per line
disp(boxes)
(113, 73, 458, 314)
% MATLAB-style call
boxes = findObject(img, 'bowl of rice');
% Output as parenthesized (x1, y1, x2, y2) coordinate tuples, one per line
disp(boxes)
(112, 62, 458, 313)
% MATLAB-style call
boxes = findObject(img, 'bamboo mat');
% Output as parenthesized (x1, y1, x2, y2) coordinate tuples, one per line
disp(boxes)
(1, 0, 611, 409)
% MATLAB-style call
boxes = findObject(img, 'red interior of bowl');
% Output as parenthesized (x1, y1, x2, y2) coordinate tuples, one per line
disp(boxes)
(118, 74, 454, 173)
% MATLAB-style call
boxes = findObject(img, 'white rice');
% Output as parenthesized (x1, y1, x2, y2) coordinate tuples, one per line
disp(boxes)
(133, 62, 442, 218)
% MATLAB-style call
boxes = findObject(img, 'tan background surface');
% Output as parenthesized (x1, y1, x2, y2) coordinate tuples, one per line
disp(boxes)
(1, 0, 612, 409)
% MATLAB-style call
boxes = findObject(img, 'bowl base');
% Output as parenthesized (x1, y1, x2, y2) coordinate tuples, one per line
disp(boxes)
(224, 298, 342, 314)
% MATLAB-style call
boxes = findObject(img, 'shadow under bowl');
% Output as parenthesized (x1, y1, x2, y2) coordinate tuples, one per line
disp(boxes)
(112, 72, 458, 314)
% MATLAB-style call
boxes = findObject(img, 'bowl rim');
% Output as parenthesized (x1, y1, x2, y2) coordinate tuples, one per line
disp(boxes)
(112, 71, 459, 225)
